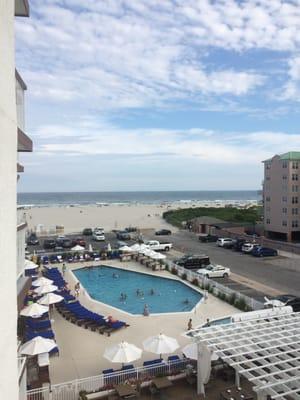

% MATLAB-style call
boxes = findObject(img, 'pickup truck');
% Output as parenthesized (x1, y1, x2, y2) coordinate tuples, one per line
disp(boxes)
(144, 240, 172, 251)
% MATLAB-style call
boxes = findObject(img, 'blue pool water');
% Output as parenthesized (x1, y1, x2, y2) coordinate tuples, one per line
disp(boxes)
(74, 266, 202, 314)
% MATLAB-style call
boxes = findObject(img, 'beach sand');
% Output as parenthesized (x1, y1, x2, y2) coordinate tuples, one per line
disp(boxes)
(24, 204, 180, 234)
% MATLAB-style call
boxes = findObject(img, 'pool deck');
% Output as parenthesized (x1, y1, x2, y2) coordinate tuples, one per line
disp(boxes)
(49, 260, 238, 384)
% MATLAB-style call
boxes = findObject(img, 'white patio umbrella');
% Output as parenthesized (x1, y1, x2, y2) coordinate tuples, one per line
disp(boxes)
(151, 252, 166, 260)
(20, 303, 49, 318)
(106, 242, 112, 252)
(119, 245, 132, 252)
(130, 243, 141, 252)
(20, 336, 57, 355)
(34, 284, 58, 295)
(71, 244, 85, 251)
(143, 334, 179, 358)
(104, 341, 142, 365)
(182, 343, 218, 362)
(148, 250, 159, 259)
(138, 244, 150, 254)
(24, 260, 38, 270)
(38, 293, 64, 305)
(88, 243, 93, 252)
(143, 248, 153, 257)
(32, 277, 53, 287)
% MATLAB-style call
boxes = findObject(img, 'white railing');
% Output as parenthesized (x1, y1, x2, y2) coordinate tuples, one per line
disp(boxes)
(167, 261, 263, 311)
(27, 359, 190, 400)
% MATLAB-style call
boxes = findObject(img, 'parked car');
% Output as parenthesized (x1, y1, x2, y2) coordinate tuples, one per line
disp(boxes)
(82, 228, 93, 236)
(155, 229, 172, 236)
(197, 264, 230, 278)
(94, 227, 104, 234)
(56, 235, 66, 246)
(43, 239, 56, 249)
(125, 226, 137, 232)
(116, 231, 131, 240)
(199, 234, 218, 243)
(175, 254, 210, 270)
(232, 238, 246, 252)
(252, 246, 278, 257)
(61, 238, 73, 248)
(144, 240, 172, 251)
(72, 237, 86, 247)
(216, 238, 235, 248)
(27, 233, 39, 245)
(93, 232, 105, 241)
(242, 243, 259, 253)
(267, 294, 300, 312)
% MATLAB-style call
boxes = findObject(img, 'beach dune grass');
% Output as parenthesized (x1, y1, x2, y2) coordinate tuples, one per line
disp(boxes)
(163, 206, 262, 227)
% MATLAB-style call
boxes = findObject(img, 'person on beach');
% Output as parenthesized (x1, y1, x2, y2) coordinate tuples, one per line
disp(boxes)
(74, 282, 80, 297)
(143, 304, 150, 316)
(187, 318, 193, 330)
(62, 263, 66, 276)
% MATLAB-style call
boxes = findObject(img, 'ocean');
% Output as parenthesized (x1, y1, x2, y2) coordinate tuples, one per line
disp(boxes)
(17, 191, 260, 207)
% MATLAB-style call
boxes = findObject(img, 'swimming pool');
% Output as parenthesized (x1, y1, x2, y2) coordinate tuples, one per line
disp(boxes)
(73, 266, 202, 315)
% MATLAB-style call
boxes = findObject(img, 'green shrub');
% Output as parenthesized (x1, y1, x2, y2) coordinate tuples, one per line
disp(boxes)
(229, 293, 236, 305)
(192, 278, 199, 286)
(234, 297, 248, 311)
(181, 272, 187, 280)
(171, 267, 178, 275)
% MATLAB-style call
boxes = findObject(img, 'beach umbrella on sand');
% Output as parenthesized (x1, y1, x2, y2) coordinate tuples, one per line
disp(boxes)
(143, 334, 179, 359)
(20, 336, 57, 356)
(119, 245, 132, 252)
(34, 284, 58, 295)
(104, 341, 142, 366)
(32, 277, 53, 287)
(182, 343, 218, 361)
(38, 293, 64, 306)
(20, 303, 49, 318)
(71, 244, 85, 251)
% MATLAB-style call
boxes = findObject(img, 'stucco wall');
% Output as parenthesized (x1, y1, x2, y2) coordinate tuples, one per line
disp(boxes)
(0, 1, 18, 399)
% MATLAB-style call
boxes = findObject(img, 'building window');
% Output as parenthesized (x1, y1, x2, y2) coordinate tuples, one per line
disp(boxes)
(266, 196, 271, 202)
(282, 175, 287, 180)
(266, 206, 271, 212)
(282, 220, 287, 226)
(282, 196, 287, 202)
(292, 220, 299, 228)
(292, 196, 298, 204)
(292, 208, 298, 215)
(292, 174, 298, 181)
(266, 218, 270, 224)
(282, 207, 287, 214)
(282, 161, 288, 168)
(292, 185, 298, 192)
(292, 162, 299, 169)
(266, 163, 271, 170)
(266, 176, 270, 181)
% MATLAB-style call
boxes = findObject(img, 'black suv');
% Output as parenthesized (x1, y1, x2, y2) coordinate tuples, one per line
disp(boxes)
(273, 294, 300, 312)
(43, 239, 56, 249)
(82, 228, 93, 236)
(232, 238, 246, 251)
(116, 231, 131, 240)
(199, 234, 218, 243)
(27, 233, 39, 245)
(175, 254, 210, 270)
(156, 229, 172, 235)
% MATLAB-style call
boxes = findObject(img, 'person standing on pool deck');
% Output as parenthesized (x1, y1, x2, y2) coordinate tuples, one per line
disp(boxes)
(187, 318, 192, 330)
(62, 263, 66, 276)
(143, 304, 150, 316)
(74, 282, 80, 297)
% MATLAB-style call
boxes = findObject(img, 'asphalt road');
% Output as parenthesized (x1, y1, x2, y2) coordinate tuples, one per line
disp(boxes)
(158, 230, 300, 297)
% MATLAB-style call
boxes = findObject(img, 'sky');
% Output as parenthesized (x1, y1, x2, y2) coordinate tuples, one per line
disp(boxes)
(16, 0, 300, 192)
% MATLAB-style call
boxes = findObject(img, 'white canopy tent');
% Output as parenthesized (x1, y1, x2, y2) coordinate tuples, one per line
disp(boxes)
(193, 311, 300, 399)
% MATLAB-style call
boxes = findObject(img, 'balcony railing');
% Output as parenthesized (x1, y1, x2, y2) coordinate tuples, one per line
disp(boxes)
(18, 356, 26, 382)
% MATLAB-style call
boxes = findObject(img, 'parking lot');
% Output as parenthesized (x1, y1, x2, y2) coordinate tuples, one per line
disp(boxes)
(27, 229, 300, 300)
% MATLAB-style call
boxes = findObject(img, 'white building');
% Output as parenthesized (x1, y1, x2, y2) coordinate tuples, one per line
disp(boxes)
(0, 1, 31, 399)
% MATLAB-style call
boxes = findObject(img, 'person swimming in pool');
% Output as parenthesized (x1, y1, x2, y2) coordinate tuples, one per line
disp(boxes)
(183, 298, 189, 304)
(150, 288, 155, 295)
(136, 289, 140, 296)
(113, 272, 119, 278)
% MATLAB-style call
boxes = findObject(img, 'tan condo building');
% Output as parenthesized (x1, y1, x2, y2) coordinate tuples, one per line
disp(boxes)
(263, 152, 300, 242)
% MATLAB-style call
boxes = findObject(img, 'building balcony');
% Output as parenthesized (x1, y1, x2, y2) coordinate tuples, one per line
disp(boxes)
(15, 0, 30, 17)
(18, 128, 32, 152)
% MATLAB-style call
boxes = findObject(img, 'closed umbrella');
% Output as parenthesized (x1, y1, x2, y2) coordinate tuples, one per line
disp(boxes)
(38, 293, 64, 305)
(20, 336, 57, 355)
(88, 243, 93, 252)
(71, 245, 85, 251)
(106, 242, 112, 252)
(104, 341, 142, 366)
(20, 303, 49, 318)
(32, 277, 53, 287)
(34, 284, 58, 295)
(143, 334, 179, 358)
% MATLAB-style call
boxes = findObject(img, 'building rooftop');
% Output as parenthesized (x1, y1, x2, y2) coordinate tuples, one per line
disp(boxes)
(263, 151, 300, 163)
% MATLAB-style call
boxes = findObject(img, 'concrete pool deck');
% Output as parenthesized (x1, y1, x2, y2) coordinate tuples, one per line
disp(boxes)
(49, 260, 238, 384)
